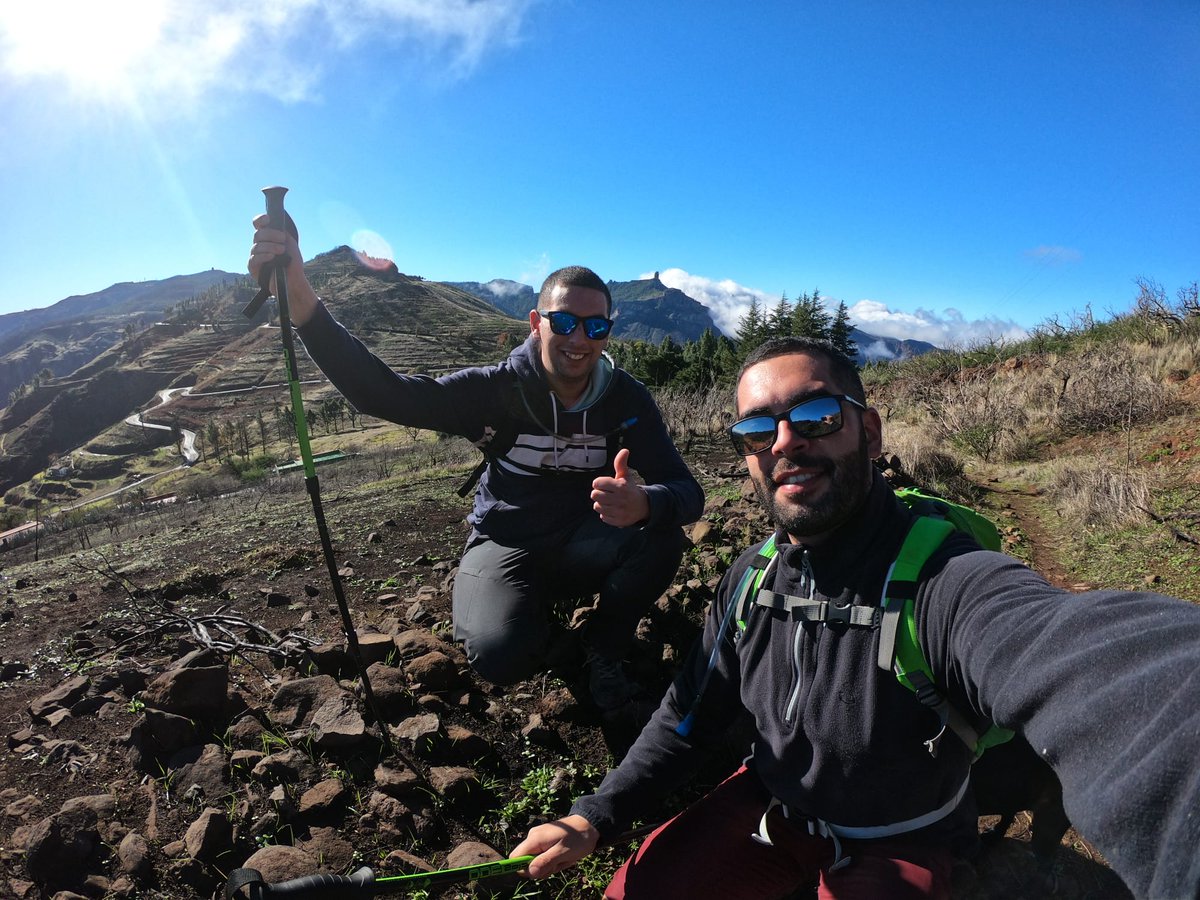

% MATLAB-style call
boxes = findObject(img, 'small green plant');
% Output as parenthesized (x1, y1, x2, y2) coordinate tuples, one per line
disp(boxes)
(126, 696, 146, 714)
(260, 729, 290, 754)
(155, 760, 177, 798)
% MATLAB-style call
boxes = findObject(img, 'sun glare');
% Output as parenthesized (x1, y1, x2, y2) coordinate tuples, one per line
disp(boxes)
(351, 229, 397, 271)
(1, 2, 167, 97)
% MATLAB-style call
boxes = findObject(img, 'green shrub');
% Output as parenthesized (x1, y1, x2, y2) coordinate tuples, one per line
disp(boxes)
(224, 453, 276, 482)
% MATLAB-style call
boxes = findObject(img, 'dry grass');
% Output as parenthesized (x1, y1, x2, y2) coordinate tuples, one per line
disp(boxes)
(1044, 461, 1151, 529)
(878, 421, 981, 504)
(653, 385, 736, 449)
(1133, 333, 1200, 383)
(1054, 343, 1175, 432)
(879, 338, 1181, 466)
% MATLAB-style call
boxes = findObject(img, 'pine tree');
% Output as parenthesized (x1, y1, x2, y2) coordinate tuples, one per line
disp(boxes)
(791, 291, 830, 339)
(766, 294, 793, 338)
(828, 301, 858, 360)
(736, 298, 767, 356)
(205, 421, 223, 461)
(714, 336, 741, 385)
(643, 336, 686, 387)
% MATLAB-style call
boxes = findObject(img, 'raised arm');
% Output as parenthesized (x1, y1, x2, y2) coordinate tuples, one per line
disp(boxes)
(919, 549, 1200, 898)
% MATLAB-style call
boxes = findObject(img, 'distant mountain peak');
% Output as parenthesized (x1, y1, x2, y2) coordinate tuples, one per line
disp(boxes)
(311, 245, 401, 277)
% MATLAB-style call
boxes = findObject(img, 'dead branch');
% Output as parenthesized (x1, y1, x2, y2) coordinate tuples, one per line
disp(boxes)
(1138, 505, 1200, 546)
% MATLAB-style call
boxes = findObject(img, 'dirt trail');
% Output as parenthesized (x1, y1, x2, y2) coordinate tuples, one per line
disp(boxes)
(980, 478, 1079, 590)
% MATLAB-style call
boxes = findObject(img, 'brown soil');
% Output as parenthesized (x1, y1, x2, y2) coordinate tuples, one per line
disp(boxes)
(0, 443, 1134, 898)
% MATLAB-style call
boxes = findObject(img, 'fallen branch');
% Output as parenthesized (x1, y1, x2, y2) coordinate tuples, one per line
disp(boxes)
(1138, 505, 1200, 546)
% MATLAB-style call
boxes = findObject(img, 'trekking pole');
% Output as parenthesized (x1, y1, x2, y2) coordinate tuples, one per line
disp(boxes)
(225, 823, 661, 898)
(225, 855, 533, 899)
(246, 186, 394, 757)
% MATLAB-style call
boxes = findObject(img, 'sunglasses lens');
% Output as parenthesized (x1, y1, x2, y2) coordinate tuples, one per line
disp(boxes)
(729, 418, 777, 455)
(545, 311, 577, 335)
(583, 317, 613, 339)
(787, 396, 843, 437)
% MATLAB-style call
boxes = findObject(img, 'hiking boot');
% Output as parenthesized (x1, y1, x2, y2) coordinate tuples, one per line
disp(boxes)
(587, 651, 637, 712)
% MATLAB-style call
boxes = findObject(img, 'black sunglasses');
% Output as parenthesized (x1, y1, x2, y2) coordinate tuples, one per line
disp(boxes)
(729, 394, 867, 456)
(538, 309, 614, 340)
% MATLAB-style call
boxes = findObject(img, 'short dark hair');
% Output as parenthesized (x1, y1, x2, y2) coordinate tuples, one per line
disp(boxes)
(738, 337, 866, 405)
(539, 266, 613, 316)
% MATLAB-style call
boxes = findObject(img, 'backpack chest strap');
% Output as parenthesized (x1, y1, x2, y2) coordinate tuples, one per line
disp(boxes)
(755, 590, 882, 627)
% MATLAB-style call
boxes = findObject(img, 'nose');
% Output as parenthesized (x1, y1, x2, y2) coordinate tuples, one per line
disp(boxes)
(564, 324, 590, 347)
(771, 419, 811, 456)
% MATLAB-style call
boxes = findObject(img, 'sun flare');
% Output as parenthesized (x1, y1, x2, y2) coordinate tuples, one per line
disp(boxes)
(0, 2, 167, 97)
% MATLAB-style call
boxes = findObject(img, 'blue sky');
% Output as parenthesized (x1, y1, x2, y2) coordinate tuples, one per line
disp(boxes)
(1, 1, 1196, 348)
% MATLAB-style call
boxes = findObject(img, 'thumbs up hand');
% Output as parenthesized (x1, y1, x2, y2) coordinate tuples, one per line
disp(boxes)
(612, 447, 630, 482)
(591, 448, 650, 527)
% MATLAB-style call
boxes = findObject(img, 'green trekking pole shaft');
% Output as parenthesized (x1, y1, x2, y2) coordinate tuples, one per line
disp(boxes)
(258, 186, 395, 758)
(226, 856, 536, 898)
(225, 822, 663, 897)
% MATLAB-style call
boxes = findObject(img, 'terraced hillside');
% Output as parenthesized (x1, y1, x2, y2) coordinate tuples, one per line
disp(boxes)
(0, 247, 533, 502)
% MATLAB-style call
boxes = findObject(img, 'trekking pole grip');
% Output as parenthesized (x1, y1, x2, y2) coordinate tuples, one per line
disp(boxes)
(226, 866, 375, 899)
(243, 185, 293, 319)
(263, 186, 290, 246)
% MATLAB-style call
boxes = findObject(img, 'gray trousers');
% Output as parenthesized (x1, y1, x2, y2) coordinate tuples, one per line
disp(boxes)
(452, 515, 686, 685)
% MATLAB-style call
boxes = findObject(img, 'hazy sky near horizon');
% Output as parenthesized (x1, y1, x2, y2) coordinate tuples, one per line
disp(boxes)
(1, 2, 1196, 346)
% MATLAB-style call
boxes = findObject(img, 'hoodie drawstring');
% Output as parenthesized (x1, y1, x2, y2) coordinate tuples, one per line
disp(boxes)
(550, 398, 560, 468)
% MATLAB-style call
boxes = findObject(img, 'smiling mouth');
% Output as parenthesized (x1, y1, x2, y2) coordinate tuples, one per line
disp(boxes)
(773, 463, 829, 489)
(563, 350, 587, 361)
(777, 472, 817, 485)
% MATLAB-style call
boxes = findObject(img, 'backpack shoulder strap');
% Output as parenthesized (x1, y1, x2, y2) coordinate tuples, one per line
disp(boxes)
(878, 514, 1013, 757)
(735, 534, 777, 631)
(877, 516, 956, 681)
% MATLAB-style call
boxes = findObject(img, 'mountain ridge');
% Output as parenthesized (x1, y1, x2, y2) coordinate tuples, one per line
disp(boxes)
(0, 253, 940, 495)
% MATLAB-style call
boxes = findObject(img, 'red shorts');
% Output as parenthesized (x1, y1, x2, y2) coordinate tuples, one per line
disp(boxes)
(606, 766, 953, 900)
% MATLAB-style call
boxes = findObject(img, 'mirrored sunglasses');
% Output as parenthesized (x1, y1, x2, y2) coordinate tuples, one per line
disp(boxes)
(538, 309, 614, 340)
(729, 394, 867, 456)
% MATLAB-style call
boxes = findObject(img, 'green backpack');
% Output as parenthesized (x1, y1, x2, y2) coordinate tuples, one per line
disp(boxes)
(677, 487, 1013, 758)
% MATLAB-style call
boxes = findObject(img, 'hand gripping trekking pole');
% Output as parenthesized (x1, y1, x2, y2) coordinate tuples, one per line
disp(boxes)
(248, 186, 394, 757)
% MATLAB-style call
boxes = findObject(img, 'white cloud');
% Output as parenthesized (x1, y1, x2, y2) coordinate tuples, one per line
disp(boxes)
(647, 268, 777, 337)
(0, 0, 533, 110)
(642, 268, 1029, 349)
(485, 278, 528, 298)
(863, 340, 897, 362)
(847, 299, 1028, 348)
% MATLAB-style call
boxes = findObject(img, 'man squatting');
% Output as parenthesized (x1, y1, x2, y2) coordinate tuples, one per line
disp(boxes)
(248, 219, 703, 712)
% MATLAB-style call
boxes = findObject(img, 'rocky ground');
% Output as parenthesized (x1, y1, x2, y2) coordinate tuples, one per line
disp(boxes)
(0, 443, 1134, 899)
